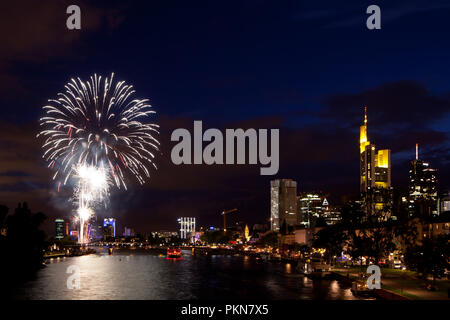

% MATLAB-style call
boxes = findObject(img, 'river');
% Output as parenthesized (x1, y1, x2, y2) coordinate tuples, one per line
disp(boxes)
(11, 248, 357, 300)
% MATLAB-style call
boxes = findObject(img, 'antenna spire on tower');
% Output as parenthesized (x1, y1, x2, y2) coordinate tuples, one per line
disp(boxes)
(416, 143, 419, 160)
(364, 106, 367, 125)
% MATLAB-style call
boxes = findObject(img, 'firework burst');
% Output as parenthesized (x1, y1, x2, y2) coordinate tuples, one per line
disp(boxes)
(38, 73, 159, 243)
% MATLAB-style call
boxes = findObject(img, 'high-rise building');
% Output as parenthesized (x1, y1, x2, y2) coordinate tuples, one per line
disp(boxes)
(297, 193, 341, 226)
(55, 218, 65, 240)
(297, 192, 324, 227)
(321, 198, 342, 225)
(359, 107, 393, 219)
(408, 144, 438, 216)
(178, 217, 196, 239)
(270, 179, 297, 231)
(103, 218, 116, 238)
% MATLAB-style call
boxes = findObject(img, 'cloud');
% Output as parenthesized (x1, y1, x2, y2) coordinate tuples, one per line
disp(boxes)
(0, 1, 126, 62)
(321, 80, 450, 129)
(0, 1, 127, 96)
(293, 1, 450, 29)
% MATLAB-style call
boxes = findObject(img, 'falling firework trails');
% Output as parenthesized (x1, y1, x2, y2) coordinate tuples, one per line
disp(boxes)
(74, 164, 110, 243)
(37, 73, 159, 243)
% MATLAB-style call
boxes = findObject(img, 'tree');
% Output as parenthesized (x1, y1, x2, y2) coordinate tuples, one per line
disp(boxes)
(291, 243, 310, 254)
(147, 233, 163, 245)
(364, 223, 397, 264)
(200, 231, 232, 244)
(393, 216, 419, 254)
(0, 205, 7, 228)
(404, 234, 450, 283)
(346, 228, 371, 267)
(257, 231, 279, 247)
(313, 225, 348, 265)
(0, 202, 47, 278)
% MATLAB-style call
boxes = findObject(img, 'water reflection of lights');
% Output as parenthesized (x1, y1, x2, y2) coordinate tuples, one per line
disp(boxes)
(166, 257, 182, 261)
(330, 281, 339, 293)
(285, 263, 291, 273)
(17, 249, 361, 300)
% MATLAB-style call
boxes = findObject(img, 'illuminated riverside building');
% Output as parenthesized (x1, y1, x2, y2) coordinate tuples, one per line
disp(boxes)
(151, 231, 178, 242)
(103, 218, 116, 238)
(359, 107, 393, 219)
(178, 217, 196, 239)
(55, 218, 65, 240)
(408, 144, 438, 216)
(270, 179, 297, 231)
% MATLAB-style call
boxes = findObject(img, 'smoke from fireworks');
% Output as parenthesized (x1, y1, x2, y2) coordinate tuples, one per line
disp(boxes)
(37, 73, 159, 243)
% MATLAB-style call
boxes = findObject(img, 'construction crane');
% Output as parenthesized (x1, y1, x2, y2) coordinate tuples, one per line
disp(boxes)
(221, 208, 238, 232)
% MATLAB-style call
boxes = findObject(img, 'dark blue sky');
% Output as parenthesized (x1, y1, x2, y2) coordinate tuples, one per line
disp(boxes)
(0, 0, 449, 233)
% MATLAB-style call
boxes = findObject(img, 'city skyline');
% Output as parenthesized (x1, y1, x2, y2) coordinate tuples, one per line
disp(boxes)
(47, 105, 449, 236)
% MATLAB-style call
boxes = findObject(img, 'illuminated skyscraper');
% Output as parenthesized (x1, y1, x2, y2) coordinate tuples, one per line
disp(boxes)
(359, 107, 393, 219)
(270, 179, 297, 231)
(408, 144, 438, 216)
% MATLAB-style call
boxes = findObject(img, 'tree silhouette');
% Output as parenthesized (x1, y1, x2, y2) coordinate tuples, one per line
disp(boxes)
(313, 224, 348, 265)
(0, 202, 47, 280)
(257, 231, 279, 247)
(404, 234, 450, 283)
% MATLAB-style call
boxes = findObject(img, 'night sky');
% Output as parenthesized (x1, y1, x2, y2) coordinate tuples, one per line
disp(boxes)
(1, 0, 449, 234)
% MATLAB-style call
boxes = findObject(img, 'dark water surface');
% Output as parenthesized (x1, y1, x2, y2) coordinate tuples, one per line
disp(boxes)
(11, 249, 357, 300)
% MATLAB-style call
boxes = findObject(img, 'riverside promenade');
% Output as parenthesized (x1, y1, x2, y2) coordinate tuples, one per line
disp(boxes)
(333, 267, 450, 300)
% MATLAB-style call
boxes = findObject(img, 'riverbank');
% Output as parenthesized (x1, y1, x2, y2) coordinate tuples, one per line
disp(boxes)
(43, 248, 97, 259)
(333, 267, 450, 300)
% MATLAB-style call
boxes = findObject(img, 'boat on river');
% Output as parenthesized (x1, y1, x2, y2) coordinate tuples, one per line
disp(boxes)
(167, 248, 182, 259)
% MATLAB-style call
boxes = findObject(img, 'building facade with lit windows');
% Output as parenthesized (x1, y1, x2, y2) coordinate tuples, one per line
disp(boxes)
(103, 218, 116, 238)
(408, 144, 438, 216)
(297, 193, 341, 227)
(270, 179, 297, 231)
(178, 217, 196, 239)
(440, 191, 450, 214)
(323, 204, 342, 226)
(359, 107, 393, 219)
(297, 192, 324, 227)
(55, 218, 65, 240)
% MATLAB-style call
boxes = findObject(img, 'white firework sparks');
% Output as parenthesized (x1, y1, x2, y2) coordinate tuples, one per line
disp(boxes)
(37, 73, 159, 243)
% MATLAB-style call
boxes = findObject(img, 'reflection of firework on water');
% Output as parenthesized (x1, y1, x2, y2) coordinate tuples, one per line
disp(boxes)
(37, 73, 159, 243)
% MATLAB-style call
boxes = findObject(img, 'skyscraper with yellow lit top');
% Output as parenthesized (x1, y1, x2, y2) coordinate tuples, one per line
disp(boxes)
(359, 107, 393, 219)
